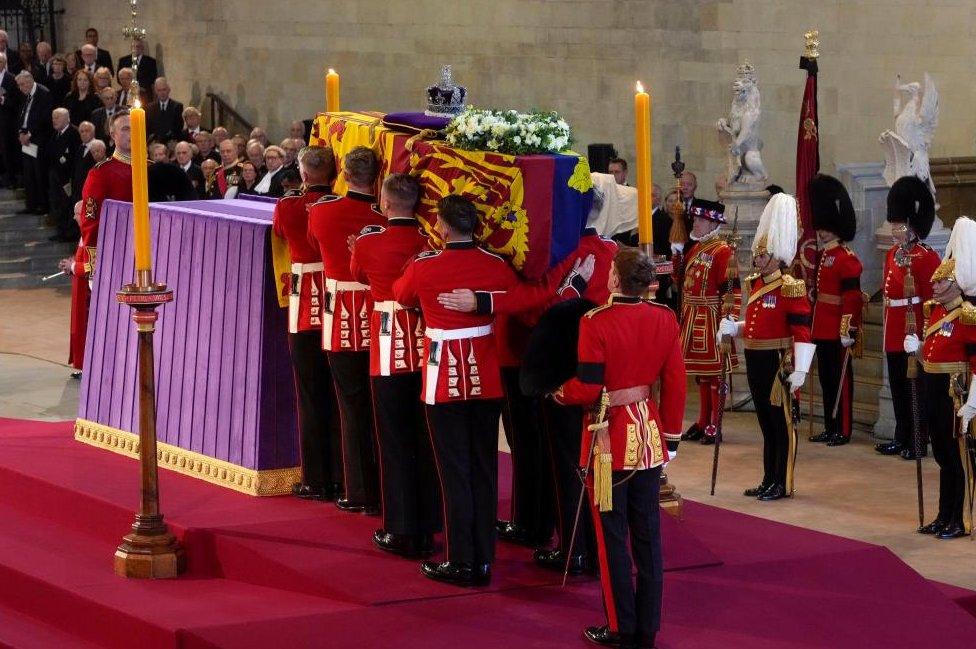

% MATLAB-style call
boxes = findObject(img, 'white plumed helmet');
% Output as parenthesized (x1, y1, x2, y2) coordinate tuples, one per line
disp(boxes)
(752, 193, 800, 267)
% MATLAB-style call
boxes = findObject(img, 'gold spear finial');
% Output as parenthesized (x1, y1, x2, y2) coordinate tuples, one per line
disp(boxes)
(121, 0, 147, 107)
(803, 30, 820, 58)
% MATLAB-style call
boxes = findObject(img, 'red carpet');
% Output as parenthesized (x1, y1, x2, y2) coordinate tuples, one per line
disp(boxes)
(0, 416, 974, 648)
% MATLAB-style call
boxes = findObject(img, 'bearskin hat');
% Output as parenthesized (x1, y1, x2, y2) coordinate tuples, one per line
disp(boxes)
(808, 173, 856, 242)
(519, 298, 597, 397)
(886, 175, 935, 240)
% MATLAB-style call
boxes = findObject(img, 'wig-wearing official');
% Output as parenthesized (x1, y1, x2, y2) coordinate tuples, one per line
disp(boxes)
(808, 174, 864, 447)
(271, 145, 342, 502)
(555, 247, 686, 649)
(350, 173, 441, 557)
(394, 195, 519, 588)
(718, 194, 815, 501)
(876, 176, 940, 460)
(307, 146, 385, 513)
(908, 217, 976, 540)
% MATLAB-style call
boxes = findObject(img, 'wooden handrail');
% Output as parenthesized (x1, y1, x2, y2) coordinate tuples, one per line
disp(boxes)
(204, 92, 254, 136)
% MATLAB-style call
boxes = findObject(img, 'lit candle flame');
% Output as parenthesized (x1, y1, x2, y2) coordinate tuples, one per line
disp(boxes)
(134, 99, 142, 109)
(636, 81, 645, 93)
(328, 68, 336, 74)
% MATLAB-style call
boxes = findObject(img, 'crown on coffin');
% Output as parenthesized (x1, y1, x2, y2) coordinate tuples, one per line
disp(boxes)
(426, 65, 466, 117)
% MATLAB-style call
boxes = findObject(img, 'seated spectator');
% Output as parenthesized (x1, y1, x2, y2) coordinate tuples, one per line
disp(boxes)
(200, 158, 219, 198)
(78, 44, 98, 76)
(236, 161, 261, 197)
(46, 55, 70, 107)
(193, 130, 219, 164)
(65, 69, 99, 125)
(288, 119, 306, 141)
(232, 134, 246, 160)
(149, 142, 169, 163)
(89, 138, 107, 163)
(212, 126, 229, 146)
(245, 139, 266, 175)
(35, 42, 53, 81)
(145, 77, 183, 143)
(249, 126, 268, 147)
(254, 144, 286, 196)
(116, 67, 134, 107)
(90, 87, 119, 143)
(280, 138, 300, 170)
(214, 138, 242, 198)
(48, 107, 81, 241)
(119, 37, 157, 97)
(64, 51, 79, 76)
(174, 140, 204, 198)
(92, 66, 112, 92)
(180, 106, 202, 142)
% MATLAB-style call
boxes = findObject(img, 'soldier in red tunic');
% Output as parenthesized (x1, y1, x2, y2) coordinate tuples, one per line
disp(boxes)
(349, 173, 441, 557)
(60, 111, 134, 377)
(393, 195, 519, 587)
(271, 145, 342, 502)
(307, 146, 385, 513)
(876, 176, 940, 459)
(718, 194, 815, 501)
(679, 199, 741, 445)
(906, 217, 976, 539)
(808, 174, 864, 447)
(554, 247, 686, 649)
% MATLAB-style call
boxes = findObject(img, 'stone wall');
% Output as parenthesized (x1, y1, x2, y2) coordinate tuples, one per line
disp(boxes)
(57, 0, 976, 193)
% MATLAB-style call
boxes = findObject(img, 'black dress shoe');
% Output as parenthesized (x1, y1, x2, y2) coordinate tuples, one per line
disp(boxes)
(420, 560, 491, 587)
(69, 371, 82, 380)
(808, 431, 832, 443)
(700, 433, 715, 445)
(681, 423, 704, 441)
(533, 548, 586, 575)
(291, 483, 332, 500)
(875, 441, 903, 455)
(373, 529, 434, 557)
(757, 484, 787, 501)
(825, 433, 850, 447)
(900, 447, 927, 460)
(583, 625, 634, 647)
(336, 498, 378, 513)
(495, 519, 545, 547)
(936, 522, 968, 540)
(744, 482, 771, 497)
(918, 518, 946, 535)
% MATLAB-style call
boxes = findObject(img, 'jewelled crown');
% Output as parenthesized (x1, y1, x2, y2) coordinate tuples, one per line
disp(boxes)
(426, 65, 466, 117)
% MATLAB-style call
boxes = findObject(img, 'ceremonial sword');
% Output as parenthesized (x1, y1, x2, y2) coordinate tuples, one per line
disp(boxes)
(710, 207, 739, 495)
(898, 245, 925, 528)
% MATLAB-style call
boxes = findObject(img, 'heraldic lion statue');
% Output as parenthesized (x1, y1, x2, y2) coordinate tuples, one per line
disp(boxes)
(716, 60, 768, 186)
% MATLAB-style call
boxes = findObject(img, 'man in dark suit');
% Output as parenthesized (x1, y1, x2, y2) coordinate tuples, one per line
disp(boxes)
(71, 121, 97, 203)
(0, 51, 21, 187)
(118, 38, 158, 99)
(145, 78, 183, 143)
(174, 141, 205, 198)
(83, 28, 113, 73)
(0, 30, 20, 74)
(15, 71, 53, 214)
(47, 108, 81, 240)
(89, 87, 118, 145)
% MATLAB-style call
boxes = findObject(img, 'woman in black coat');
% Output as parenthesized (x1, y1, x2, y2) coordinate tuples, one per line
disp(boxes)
(64, 69, 100, 126)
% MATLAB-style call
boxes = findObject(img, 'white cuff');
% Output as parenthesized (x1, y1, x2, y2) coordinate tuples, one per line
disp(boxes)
(793, 342, 816, 374)
(967, 374, 976, 409)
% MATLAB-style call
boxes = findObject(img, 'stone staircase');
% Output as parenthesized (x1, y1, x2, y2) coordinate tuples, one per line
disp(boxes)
(0, 190, 73, 289)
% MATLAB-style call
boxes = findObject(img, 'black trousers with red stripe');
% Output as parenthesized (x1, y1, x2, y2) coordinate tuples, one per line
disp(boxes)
(500, 367, 555, 542)
(922, 371, 966, 527)
(541, 398, 594, 560)
(592, 465, 663, 646)
(745, 349, 789, 486)
(886, 352, 928, 449)
(328, 350, 379, 506)
(288, 332, 342, 488)
(372, 373, 442, 536)
(426, 398, 503, 565)
(815, 339, 854, 439)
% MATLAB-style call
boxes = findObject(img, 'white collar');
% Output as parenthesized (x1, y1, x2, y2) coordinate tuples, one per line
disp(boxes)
(690, 227, 721, 242)
(180, 161, 191, 171)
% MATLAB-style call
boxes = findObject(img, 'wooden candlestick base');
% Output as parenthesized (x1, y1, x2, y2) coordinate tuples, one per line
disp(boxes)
(115, 281, 185, 579)
(659, 472, 682, 518)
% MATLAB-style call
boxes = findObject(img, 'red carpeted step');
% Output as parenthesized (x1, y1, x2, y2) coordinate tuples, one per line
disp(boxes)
(0, 603, 105, 649)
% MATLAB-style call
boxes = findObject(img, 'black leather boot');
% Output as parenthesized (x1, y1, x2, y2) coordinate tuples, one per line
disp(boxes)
(420, 560, 491, 587)
(917, 518, 946, 535)
(744, 482, 771, 497)
(757, 483, 787, 501)
(875, 441, 903, 455)
(533, 548, 586, 575)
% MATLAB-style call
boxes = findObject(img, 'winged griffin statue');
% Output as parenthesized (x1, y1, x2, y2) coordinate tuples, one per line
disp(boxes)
(716, 61, 768, 186)
(879, 73, 939, 194)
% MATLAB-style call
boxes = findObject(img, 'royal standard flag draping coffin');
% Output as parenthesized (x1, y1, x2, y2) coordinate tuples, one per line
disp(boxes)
(308, 111, 594, 280)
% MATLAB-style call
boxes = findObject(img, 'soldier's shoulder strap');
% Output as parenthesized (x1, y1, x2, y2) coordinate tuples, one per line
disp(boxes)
(281, 188, 303, 199)
(584, 303, 613, 319)
(415, 249, 441, 261)
(780, 273, 806, 298)
(358, 224, 385, 237)
(370, 204, 383, 216)
(923, 298, 938, 321)
(311, 194, 341, 206)
(961, 301, 976, 326)
(93, 158, 111, 170)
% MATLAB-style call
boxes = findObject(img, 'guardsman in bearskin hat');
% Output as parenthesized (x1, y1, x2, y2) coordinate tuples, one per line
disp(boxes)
(876, 176, 940, 459)
(554, 247, 686, 649)
(807, 174, 864, 447)
(272, 146, 343, 502)
(678, 199, 741, 445)
(717, 193, 815, 501)
(906, 217, 976, 540)
(307, 146, 386, 513)
(350, 172, 442, 558)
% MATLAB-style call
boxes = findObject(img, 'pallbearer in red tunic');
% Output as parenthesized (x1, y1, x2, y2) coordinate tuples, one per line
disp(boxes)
(679, 199, 741, 445)
(307, 146, 385, 513)
(62, 111, 133, 376)
(271, 146, 342, 502)
(808, 174, 864, 447)
(350, 173, 441, 557)
(718, 194, 815, 501)
(907, 217, 976, 539)
(554, 247, 686, 649)
(394, 196, 519, 588)
(876, 176, 940, 459)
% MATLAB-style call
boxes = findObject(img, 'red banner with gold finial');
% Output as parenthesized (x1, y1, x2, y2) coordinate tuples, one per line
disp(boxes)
(794, 40, 820, 285)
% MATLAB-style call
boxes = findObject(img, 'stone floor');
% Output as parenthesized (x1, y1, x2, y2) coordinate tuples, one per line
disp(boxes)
(1, 286, 974, 589)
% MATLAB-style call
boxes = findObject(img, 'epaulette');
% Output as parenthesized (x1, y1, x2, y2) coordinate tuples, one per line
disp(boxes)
(923, 299, 937, 320)
(370, 204, 383, 216)
(415, 249, 440, 261)
(311, 194, 341, 206)
(745, 271, 761, 282)
(281, 189, 303, 198)
(358, 224, 384, 237)
(93, 159, 110, 169)
(780, 274, 806, 298)
(962, 302, 976, 326)
(584, 303, 613, 319)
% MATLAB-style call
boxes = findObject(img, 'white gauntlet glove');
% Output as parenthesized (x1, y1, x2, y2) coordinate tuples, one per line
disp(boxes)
(959, 374, 976, 432)
(840, 335, 855, 348)
(903, 334, 920, 354)
(790, 342, 816, 392)
(715, 317, 742, 347)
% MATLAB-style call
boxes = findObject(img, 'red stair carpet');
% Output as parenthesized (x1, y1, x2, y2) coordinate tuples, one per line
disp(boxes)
(0, 416, 973, 648)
